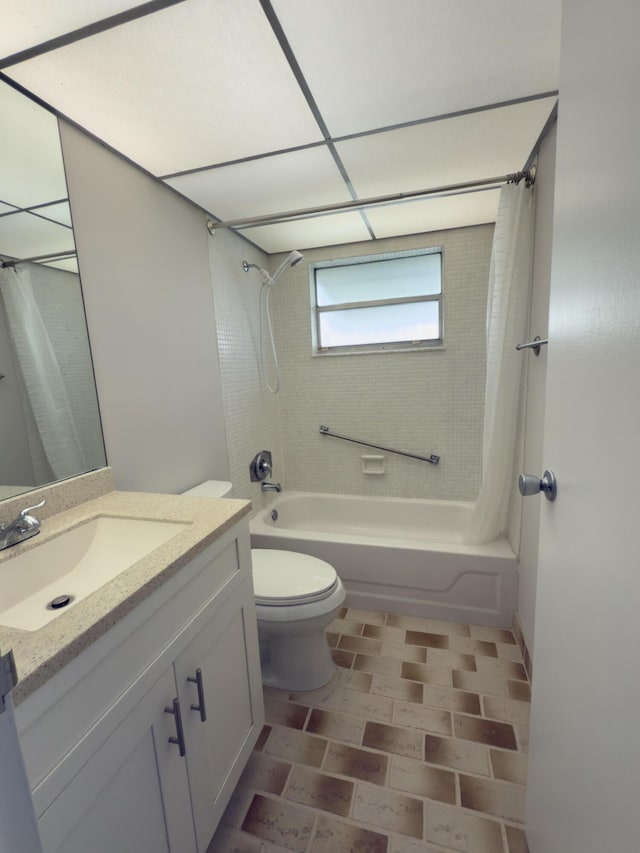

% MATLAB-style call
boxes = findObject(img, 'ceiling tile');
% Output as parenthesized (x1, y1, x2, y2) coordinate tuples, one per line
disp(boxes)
(366, 189, 500, 239)
(272, 0, 561, 136)
(6, 0, 323, 175)
(337, 99, 555, 199)
(46, 258, 79, 274)
(0, 80, 68, 208)
(39, 202, 73, 228)
(0, 1, 160, 58)
(231, 213, 372, 254)
(0, 212, 75, 261)
(166, 146, 352, 221)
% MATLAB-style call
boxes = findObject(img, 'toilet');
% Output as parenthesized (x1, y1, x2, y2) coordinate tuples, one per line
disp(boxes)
(181, 481, 346, 691)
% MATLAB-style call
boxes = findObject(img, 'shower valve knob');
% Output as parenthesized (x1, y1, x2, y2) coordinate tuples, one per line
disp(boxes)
(249, 450, 273, 482)
(518, 471, 557, 502)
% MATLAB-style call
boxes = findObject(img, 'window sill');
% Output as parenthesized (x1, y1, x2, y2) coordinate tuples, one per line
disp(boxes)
(311, 343, 446, 357)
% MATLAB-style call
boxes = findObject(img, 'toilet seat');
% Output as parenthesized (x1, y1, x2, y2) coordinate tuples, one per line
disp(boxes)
(251, 549, 338, 606)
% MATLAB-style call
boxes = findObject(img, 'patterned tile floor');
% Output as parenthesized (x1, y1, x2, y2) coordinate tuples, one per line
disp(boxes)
(208, 607, 531, 853)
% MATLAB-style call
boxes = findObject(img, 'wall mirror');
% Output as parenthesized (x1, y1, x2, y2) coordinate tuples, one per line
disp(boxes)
(0, 78, 106, 501)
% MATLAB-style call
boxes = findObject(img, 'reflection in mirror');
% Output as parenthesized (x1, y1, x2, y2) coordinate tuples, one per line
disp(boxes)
(0, 79, 106, 501)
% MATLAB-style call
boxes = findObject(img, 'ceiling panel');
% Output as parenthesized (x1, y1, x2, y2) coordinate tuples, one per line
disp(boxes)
(337, 99, 556, 199)
(0, 81, 68, 208)
(6, 0, 323, 176)
(366, 189, 501, 239)
(45, 258, 79, 274)
(166, 146, 352, 222)
(0, 212, 75, 261)
(273, 0, 561, 136)
(0, 1, 161, 58)
(39, 202, 73, 228)
(232, 213, 372, 254)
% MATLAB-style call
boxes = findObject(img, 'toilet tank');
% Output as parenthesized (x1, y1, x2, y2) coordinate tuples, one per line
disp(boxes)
(181, 480, 233, 498)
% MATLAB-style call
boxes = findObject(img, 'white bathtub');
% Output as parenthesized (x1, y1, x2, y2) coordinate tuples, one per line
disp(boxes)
(249, 491, 518, 628)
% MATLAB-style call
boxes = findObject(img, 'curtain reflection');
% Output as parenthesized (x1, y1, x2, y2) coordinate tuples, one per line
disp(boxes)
(0, 265, 86, 480)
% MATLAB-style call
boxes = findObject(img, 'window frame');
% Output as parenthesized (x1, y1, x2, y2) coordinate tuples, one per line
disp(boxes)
(310, 247, 444, 356)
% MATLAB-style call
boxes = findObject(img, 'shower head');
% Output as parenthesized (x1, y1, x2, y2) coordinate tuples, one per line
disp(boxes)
(242, 250, 304, 287)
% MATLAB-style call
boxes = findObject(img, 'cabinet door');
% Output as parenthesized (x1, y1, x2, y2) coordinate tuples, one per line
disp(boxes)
(38, 667, 197, 853)
(176, 578, 264, 851)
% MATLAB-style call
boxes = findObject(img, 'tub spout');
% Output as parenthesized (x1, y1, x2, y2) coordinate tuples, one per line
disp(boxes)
(261, 482, 282, 493)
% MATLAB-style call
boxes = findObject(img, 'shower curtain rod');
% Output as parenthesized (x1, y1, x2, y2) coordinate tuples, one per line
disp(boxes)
(208, 169, 535, 232)
(1, 250, 77, 268)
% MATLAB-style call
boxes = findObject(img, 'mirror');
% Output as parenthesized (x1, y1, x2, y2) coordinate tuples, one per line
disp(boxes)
(0, 79, 106, 501)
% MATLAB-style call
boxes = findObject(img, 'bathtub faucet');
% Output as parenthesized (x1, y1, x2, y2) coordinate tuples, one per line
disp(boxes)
(261, 482, 282, 493)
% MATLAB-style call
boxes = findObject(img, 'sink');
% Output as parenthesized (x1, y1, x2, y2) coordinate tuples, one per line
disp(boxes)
(0, 516, 188, 632)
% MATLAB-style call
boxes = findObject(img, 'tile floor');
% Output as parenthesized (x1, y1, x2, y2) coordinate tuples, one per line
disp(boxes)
(208, 607, 531, 853)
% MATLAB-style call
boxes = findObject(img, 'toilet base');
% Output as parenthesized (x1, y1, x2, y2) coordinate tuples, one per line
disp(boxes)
(259, 628, 336, 692)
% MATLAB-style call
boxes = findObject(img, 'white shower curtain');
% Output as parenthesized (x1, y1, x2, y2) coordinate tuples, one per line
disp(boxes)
(464, 181, 535, 545)
(0, 265, 86, 480)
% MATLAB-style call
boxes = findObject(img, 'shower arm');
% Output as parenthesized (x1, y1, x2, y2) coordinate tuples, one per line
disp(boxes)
(319, 425, 440, 465)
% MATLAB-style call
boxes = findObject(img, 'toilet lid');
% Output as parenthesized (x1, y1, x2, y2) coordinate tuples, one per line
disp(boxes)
(251, 549, 338, 606)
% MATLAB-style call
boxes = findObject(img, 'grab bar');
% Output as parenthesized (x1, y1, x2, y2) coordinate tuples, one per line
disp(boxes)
(516, 336, 548, 356)
(319, 425, 440, 465)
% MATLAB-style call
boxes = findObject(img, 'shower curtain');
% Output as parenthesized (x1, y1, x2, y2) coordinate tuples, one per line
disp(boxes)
(0, 265, 86, 480)
(464, 181, 535, 545)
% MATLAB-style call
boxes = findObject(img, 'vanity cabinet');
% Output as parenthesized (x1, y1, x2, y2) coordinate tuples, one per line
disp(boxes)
(38, 665, 195, 853)
(15, 520, 263, 853)
(176, 588, 259, 851)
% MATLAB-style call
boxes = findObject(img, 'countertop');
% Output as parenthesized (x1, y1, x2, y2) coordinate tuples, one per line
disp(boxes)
(0, 489, 251, 703)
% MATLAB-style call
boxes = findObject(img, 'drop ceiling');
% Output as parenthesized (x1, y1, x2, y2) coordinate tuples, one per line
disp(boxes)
(0, 0, 561, 255)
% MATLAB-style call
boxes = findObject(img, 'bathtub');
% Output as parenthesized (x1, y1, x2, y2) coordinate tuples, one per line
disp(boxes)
(249, 491, 518, 627)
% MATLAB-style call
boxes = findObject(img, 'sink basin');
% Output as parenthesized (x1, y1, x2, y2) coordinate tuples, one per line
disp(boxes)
(0, 516, 188, 632)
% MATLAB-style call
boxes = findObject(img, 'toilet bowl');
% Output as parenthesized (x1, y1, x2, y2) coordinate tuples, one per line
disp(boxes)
(181, 481, 346, 691)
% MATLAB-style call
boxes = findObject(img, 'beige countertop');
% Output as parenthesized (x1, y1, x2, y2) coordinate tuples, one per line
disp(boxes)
(0, 489, 251, 703)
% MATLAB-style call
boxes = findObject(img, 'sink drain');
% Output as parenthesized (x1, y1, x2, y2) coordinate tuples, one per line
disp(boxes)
(47, 594, 74, 611)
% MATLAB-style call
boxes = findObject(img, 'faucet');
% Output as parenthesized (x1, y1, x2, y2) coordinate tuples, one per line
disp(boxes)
(0, 500, 46, 551)
(261, 482, 282, 493)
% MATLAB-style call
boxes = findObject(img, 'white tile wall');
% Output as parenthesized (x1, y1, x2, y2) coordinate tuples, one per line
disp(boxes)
(208, 229, 283, 506)
(269, 225, 494, 501)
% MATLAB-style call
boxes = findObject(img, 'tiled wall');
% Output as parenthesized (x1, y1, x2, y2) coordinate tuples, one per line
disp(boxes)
(209, 228, 283, 506)
(271, 226, 494, 501)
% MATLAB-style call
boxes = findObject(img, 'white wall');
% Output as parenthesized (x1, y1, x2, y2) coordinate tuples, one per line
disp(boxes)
(272, 226, 494, 500)
(59, 121, 229, 494)
(511, 125, 557, 657)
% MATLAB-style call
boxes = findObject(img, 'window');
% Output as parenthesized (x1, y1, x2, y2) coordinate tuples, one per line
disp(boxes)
(311, 249, 443, 354)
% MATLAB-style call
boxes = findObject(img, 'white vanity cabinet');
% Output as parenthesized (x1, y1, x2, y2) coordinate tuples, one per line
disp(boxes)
(38, 665, 196, 853)
(15, 519, 263, 853)
(175, 584, 260, 851)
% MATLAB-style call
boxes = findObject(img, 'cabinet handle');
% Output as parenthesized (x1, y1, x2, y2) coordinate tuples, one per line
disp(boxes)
(164, 698, 186, 757)
(187, 668, 207, 722)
